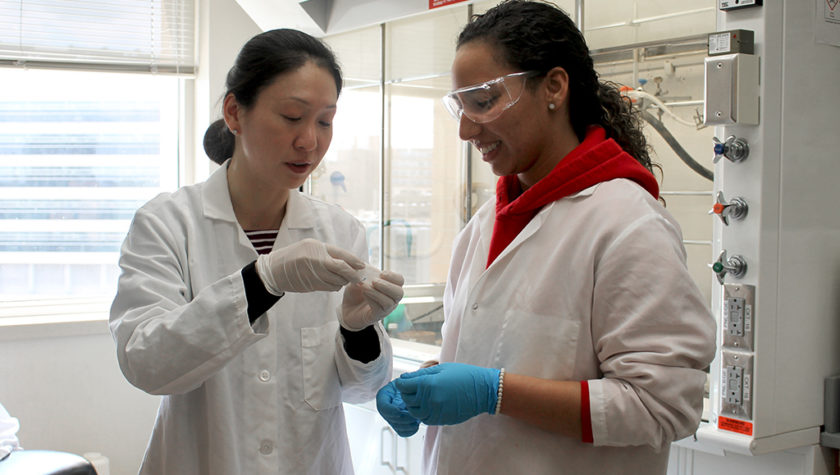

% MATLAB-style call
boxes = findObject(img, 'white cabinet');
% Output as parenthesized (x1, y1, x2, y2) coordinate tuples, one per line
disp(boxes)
(345, 347, 437, 474)
(344, 401, 426, 474)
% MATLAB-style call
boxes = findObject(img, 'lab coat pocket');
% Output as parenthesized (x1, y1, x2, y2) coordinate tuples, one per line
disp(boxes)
(301, 320, 342, 411)
(500, 309, 581, 380)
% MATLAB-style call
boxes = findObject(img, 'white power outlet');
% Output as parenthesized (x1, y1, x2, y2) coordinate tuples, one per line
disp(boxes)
(722, 284, 755, 350)
(720, 350, 753, 420)
(726, 365, 744, 405)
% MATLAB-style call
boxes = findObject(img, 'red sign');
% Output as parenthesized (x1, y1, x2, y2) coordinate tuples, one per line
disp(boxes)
(718, 416, 754, 436)
(429, 0, 469, 9)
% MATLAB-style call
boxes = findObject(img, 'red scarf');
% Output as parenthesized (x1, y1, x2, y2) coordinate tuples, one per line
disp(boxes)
(486, 126, 659, 268)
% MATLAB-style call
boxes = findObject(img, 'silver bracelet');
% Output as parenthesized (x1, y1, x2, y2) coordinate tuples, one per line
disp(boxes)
(495, 368, 505, 415)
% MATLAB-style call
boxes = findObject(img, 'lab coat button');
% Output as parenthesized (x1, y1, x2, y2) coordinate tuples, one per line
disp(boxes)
(259, 440, 273, 455)
(259, 370, 271, 382)
(472, 303, 478, 311)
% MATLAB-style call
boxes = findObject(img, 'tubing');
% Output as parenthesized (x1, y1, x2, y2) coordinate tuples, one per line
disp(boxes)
(640, 110, 713, 181)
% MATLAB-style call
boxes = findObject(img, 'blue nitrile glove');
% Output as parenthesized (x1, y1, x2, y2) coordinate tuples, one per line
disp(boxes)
(394, 362, 500, 426)
(376, 380, 420, 437)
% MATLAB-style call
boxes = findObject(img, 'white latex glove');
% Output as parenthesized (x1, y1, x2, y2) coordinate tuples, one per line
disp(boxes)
(340, 266, 405, 331)
(255, 238, 365, 295)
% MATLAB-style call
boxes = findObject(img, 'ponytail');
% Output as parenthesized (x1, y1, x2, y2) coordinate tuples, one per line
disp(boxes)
(203, 119, 234, 165)
(594, 82, 654, 173)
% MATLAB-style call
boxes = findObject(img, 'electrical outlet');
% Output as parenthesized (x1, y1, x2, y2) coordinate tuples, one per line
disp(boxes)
(721, 350, 753, 420)
(726, 365, 744, 405)
(726, 297, 745, 337)
(722, 284, 755, 350)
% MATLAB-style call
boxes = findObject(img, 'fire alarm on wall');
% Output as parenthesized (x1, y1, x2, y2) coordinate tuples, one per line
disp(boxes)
(708, 30, 755, 56)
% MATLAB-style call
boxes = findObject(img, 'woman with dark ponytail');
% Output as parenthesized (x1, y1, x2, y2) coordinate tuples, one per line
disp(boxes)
(111, 28, 404, 475)
(376, 2, 715, 474)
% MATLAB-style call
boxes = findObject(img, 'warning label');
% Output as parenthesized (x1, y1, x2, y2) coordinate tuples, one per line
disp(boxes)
(429, 0, 468, 9)
(718, 416, 754, 436)
(827, 0, 840, 24)
(708, 32, 732, 55)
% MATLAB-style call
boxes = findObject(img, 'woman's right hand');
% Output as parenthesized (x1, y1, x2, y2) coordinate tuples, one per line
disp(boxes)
(377, 380, 421, 437)
(255, 238, 366, 295)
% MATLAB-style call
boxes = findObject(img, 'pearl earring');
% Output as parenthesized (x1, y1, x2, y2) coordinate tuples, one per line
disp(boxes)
(230, 129, 238, 136)
(548, 103, 556, 111)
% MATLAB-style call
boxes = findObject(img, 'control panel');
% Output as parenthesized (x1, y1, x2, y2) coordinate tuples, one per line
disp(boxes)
(704, 29, 758, 438)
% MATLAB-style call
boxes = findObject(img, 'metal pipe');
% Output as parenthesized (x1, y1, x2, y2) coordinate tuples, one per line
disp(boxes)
(660, 191, 714, 196)
(463, 141, 472, 225)
(660, 100, 705, 108)
(464, 2, 473, 225)
(385, 71, 449, 85)
(379, 22, 386, 269)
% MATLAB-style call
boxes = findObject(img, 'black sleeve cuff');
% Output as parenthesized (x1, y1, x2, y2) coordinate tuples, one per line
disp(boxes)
(242, 260, 282, 324)
(340, 325, 381, 363)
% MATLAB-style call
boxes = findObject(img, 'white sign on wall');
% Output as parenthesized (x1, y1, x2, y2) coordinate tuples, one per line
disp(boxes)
(817, 0, 840, 46)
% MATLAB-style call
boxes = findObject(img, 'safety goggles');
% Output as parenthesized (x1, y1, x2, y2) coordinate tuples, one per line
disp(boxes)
(442, 71, 538, 124)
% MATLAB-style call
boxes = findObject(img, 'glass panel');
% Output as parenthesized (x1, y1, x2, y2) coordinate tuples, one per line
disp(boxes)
(384, 6, 466, 287)
(385, 79, 463, 286)
(309, 85, 383, 267)
(381, 77, 463, 343)
(0, 68, 180, 308)
(381, 11, 465, 343)
(325, 25, 381, 88)
(316, 27, 382, 267)
(386, 7, 465, 81)
(584, 0, 716, 50)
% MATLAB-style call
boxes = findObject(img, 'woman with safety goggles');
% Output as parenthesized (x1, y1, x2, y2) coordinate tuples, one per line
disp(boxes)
(376, 1, 716, 474)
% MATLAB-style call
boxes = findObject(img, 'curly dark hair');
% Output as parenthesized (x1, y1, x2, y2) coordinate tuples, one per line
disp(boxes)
(457, 0, 656, 174)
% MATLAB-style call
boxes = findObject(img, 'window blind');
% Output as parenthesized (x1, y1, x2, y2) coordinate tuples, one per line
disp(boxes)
(0, 0, 195, 74)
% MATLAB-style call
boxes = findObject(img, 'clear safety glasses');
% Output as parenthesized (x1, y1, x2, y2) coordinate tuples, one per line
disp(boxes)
(442, 71, 538, 124)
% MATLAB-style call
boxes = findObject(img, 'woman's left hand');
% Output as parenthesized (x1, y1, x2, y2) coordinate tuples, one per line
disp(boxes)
(339, 270, 405, 331)
(395, 362, 500, 426)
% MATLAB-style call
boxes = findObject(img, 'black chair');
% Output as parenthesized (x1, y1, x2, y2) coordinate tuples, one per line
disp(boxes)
(0, 450, 97, 475)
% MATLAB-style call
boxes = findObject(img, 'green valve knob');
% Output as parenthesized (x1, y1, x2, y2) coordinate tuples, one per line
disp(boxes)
(712, 262, 724, 273)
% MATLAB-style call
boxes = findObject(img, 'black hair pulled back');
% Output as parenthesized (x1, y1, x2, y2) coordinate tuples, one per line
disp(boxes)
(457, 0, 655, 173)
(203, 28, 343, 164)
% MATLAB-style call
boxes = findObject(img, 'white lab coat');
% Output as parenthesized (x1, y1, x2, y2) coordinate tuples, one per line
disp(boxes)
(424, 179, 716, 475)
(0, 403, 21, 460)
(110, 163, 392, 475)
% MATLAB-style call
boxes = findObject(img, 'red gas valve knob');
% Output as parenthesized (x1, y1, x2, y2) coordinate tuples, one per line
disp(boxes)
(709, 191, 748, 226)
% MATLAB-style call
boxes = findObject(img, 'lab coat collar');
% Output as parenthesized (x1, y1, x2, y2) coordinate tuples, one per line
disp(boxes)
(201, 163, 237, 223)
(283, 189, 317, 230)
(486, 126, 657, 268)
(200, 161, 316, 230)
(481, 183, 600, 272)
(511, 184, 597, 240)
